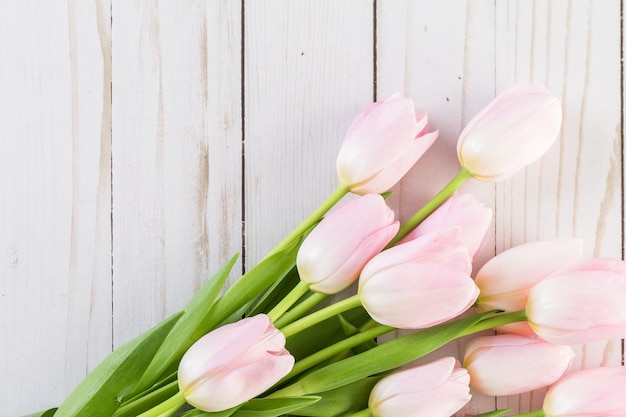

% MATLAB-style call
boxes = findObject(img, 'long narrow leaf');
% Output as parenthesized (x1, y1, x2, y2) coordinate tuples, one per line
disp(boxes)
(232, 396, 320, 417)
(21, 408, 58, 417)
(293, 377, 381, 417)
(137, 242, 298, 394)
(135, 255, 238, 394)
(209, 239, 300, 325)
(472, 410, 511, 417)
(278, 312, 491, 396)
(54, 312, 182, 417)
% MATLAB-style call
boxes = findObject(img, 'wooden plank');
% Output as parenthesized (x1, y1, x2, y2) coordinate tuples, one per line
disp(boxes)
(0, 0, 112, 414)
(494, 0, 623, 413)
(376, 1, 498, 415)
(111, 0, 243, 347)
(243, 0, 374, 267)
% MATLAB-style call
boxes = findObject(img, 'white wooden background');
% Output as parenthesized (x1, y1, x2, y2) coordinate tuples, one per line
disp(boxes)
(0, 1, 622, 416)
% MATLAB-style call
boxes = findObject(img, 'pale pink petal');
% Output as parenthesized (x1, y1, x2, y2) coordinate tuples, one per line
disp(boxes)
(309, 221, 399, 294)
(457, 84, 562, 181)
(360, 262, 478, 329)
(464, 334, 574, 396)
(544, 367, 626, 416)
(349, 130, 438, 194)
(527, 269, 626, 344)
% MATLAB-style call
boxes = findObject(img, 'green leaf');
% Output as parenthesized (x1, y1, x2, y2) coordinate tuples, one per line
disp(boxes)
(294, 377, 381, 417)
(337, 315, 377, 355)
(178, 407, 239, 417)
(21, 408, 58, 417)
(232, 396, 320, 417)
(245, 267, 300, 317)
(472, 410, 512, 417)
(134, 255, 239, 394)
(211, 239, 300, 325)
(279, 312, 491, 396)
(285, 307, 372, 361)
(54, 312, 183, 417)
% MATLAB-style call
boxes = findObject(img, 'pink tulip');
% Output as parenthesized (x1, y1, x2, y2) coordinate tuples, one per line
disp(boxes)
(474, 238, 583, 335)
(526, 258, 626, 345)
(358, 230, 478, 329)
(457, 84, 562, 181)
(178, 314, 294, 412)
(463, 334, 574, 396)
(543, 366, 626, 416)
(336, 93, 438, 194)
(369, 357, 471, 417)
(296, 194, 399, 294)
(401, 193, 492, 259)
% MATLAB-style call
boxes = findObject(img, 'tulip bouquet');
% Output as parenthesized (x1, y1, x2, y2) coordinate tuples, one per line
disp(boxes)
(25, 84, 626, 417)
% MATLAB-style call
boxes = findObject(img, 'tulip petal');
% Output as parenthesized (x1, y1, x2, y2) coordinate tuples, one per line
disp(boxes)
(370, 358, 471, 417)
(349, 130, 438, 194)
(457, 84, 562, 181)
(475, 238, 583, 314)
(297, 194, 398, 294)
(360, 229, 469, 286)
(309, 221, 399, 294)
(543, 367, 626, 416)
(527, 268, 626, 344)
(178, 315, 270, 391)
(186, 354, 295, 411)
(337, 97, 419, 188)
(464, 334, 574, 396)
(178, 315, 294, 412)
(403, 193, 492, 259)
(360, 262, 479, 329)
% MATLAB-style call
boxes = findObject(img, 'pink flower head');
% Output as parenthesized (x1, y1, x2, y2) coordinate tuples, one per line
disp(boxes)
(457, 84, 562, 181)
(296, 194, 399, 294)
(527, 258, 626, 345)
(463, 334, 574, 396)
(369, 357, 471, 417)
(474, 238, 583, 335)
(336, 93, 438, 194)
(178, 315, 294, 411)
(543, 366, 626, 416)
(401, 193, 492, 259)
(358, 230, 478, 329)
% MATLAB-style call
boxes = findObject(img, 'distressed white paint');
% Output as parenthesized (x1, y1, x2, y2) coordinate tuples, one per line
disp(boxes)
(0, 1, 622, 415)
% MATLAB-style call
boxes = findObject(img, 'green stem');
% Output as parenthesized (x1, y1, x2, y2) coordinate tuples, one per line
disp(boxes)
(506, 411, 545, 417)
(276, 310, 526, 394)
(113, 380, 179, 417)
(266, 184, 350, 258)
(389, 167, 471, 246)
(135, 391, 186, 417)
(267, 281, 310, 322)
(278, 323, 394, 384)
(346, 408, 373, 417)
(279, 294, 363, 338)
(458, 310, 527, 337)
(273, 292, 328, 328)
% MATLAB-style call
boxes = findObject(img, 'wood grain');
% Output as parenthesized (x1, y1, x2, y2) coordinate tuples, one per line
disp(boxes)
(0, 1, 111, 415)
(111, 0, 242, 347)
(0, 1, 622, 415)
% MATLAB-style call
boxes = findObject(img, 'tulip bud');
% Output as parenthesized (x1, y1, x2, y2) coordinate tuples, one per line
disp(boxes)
(336, 93, 438, 194)
(296, 194, 399, 294)
(474, 238, 583, 335)
(358, 230, 479, 329)
(178, 314, 294, 412)
(543, 366, 626, 417)
(526, 258, 626, 345)
(463, 334, 574, 396)
(457, 84, 562, 181)
(401, 193, 492, 259)
(369, 357, 471, 417)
